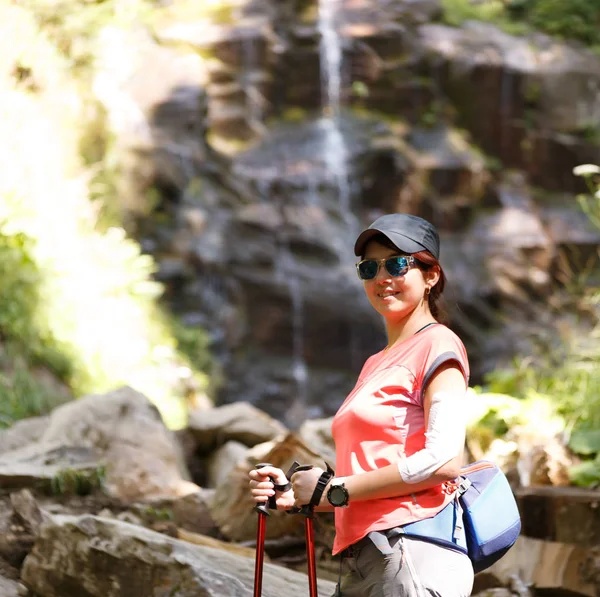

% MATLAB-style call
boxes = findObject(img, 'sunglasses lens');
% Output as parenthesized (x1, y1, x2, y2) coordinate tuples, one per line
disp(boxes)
(385, 257, 409, 277)
(357, 260, 379, 280)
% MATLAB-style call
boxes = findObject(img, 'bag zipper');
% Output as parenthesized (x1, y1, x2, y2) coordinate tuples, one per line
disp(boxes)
(442, 461, 495, 494)
(460, 461, 495, 474)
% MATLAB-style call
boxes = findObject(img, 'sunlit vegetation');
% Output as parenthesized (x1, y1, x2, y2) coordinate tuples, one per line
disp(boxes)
(441, 0, 600, 49)
(0, 1, 213, 429)
(474, 165, 600, 486)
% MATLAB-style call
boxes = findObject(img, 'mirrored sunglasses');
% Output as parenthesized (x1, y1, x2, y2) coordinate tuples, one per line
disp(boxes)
(356, 256, 416, 281)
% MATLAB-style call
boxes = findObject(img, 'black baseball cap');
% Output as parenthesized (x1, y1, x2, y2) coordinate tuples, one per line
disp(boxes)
(354, 214, 440, 259)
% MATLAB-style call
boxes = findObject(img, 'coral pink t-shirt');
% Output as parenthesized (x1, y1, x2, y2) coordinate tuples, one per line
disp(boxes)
(331, 323, 469, 555)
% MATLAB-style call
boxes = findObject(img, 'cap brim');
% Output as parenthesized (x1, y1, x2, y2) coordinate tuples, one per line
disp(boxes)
(354, 228, 428, 256)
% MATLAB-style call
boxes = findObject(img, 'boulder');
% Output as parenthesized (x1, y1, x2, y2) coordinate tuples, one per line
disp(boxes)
(405, 125, 488, 229)
(298, 417, 336, 468)
(0, 576, 24, 597)
(157, 17, 273, 140)
(0, 444, 101, 494)
(481, 535, 600, 597)
(170, 489, 220, 536)
(208, 432, 330, 542)
(0, 387, 196, 501)
(21, 514, 337, 597)
(188, 402, 288, 454)
(206, 440, 249, 488)
(0, 416, 49, 455)
(0, 489, 50, 573)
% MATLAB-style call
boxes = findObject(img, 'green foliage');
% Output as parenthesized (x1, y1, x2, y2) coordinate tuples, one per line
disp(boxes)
(569, 429, 600, 456)
(513, 0, 600, 47)
(569, 456, 600, 487)
(21, 0, 154, 75)
(441, 0, 600, 46)
(441, 0, 507, 27)
(50, 465, 106, 496)
(0, 354, 71, 428)
(482, 164, 600, 487)
(0, 231, 70, 377)
(0, 2, 213, 429)
(171, 318, 213, 376)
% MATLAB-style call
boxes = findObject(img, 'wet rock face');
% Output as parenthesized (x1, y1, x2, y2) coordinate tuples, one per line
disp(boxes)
(417, 22, 600, 191)
(96, 1, 600, 426)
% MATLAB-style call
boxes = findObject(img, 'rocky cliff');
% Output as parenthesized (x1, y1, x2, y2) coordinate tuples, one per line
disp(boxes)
(94, 0, 600, 427)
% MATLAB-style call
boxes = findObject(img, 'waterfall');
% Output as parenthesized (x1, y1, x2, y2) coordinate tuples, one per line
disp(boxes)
(317, 0, 359, 251)
(317, 0, 369, 375)
(275, 239, 310, 427)
(258, 181, 309, 426)
(318, 0, 343, 116)
(242, 29, 267, 137)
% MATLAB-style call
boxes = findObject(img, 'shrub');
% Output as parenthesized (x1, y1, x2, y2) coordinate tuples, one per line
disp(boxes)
(0, 2, 212, 429)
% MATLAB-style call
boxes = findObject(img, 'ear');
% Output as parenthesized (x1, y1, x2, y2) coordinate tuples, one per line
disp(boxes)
(424, 264, 441, 289)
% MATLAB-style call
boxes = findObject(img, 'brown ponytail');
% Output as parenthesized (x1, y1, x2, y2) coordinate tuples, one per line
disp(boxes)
(411, 250, 447, 323)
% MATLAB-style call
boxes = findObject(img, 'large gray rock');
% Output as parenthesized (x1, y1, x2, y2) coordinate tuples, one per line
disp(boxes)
(189, 401, 287, 453)
(0, 444, 101, 493)
(0, 416, 49, 455)
(21, 514, 337, 597)
(206, 440, 249, 488)
(0, 387, 195, 501)
(0, 576, 24, 597)
(298, 417, 336, 468)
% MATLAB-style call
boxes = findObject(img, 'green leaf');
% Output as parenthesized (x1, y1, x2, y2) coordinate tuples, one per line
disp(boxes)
(568, 457, 600, 487)
(568, 429, 600, 455)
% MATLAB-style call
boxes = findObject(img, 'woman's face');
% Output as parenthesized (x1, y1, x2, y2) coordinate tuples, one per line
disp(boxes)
(361, 241, 434, 323)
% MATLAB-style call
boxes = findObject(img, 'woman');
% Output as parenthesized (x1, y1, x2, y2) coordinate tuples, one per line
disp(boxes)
(249, 213, 474, 597)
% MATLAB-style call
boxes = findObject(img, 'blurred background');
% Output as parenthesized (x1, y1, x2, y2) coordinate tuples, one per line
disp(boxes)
(0, 0, 599, 488)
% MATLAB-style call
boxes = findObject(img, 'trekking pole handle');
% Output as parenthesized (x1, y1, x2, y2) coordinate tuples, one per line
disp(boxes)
(254, 462, 278, 515)
(286, 464, 315, 517)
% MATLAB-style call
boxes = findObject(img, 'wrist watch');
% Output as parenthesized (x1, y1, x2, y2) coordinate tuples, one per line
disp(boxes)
(327, 477, 350, 508)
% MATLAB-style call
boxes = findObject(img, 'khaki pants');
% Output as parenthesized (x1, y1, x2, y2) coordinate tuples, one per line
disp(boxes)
(333, 535, 474, 597)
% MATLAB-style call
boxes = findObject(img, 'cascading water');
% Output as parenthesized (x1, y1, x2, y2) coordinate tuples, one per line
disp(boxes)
(242, 29, 267, 137)
(275, 243, 309, 426)
(257, 181, 310, 426)
(318, 0, 366, 372)
(317, 0, 359, 245)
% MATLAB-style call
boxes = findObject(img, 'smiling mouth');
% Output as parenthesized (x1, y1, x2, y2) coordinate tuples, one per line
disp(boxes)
(377, 291, 399, 298)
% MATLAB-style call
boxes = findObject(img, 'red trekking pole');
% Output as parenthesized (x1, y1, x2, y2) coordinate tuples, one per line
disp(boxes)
(252, 462, 319, 597)
(253, 462, 277, 597)
(294, 464, 319, 597)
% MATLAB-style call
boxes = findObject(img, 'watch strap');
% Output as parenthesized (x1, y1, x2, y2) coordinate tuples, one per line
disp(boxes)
(309, 470, 334, 507)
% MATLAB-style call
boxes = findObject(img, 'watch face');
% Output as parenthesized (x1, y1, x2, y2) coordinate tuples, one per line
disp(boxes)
(330, 486, 347, 506)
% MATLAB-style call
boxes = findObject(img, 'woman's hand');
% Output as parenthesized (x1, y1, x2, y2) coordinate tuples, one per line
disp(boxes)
(291, 467, 326, 508)
(248, 465, 296, 511)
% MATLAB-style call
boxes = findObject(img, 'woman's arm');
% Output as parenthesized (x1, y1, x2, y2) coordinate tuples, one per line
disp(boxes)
(314, 363, 467, 507)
